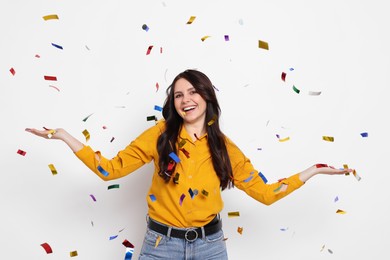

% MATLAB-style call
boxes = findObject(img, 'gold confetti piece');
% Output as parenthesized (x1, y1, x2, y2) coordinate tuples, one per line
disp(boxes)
(336, 209, 346, 214)
(48, 164, 57, 175)
(258, 40, 269, 50)
(278, 137, 290, 142)
(237, 227, 243, 235)
(186, 16, 196, 24)
(201, 189, 209, 197)
(322, 136, 334, 142)
(228, 211, 240, 217)
(155, 235, 162, 248)
(82, 129, 90, 142)
(343, 164, 350, 176)
(201, 36, 211, 42)
(70, 251, 78, 257)
(320, 244, 325, 252)
(43, 14, 59, 21)
(207, 115, 217, 126)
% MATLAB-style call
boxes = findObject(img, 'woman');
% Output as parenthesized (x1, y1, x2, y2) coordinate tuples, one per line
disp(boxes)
(26, 69, 352, 259)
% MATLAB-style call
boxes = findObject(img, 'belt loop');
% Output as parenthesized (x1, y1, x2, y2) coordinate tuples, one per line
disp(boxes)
(200, 226, 205, 239)
(167, 226, 172, 238)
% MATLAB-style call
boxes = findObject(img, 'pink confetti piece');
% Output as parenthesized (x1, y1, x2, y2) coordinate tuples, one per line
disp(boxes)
(49, 85, 60, 92)
(35, 54, 41, 58)
(146, 45, 153, 55)
(156, 82, 159, 92)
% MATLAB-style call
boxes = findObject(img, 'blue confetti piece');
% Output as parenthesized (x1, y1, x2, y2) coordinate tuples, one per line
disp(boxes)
(109, 235, 118, 240)
(169, 152, 180, 163)
(51, 43, 63, 50)
(188, 188, 195, 199)
(124, 247, 134, 260)
(243, 175, 254, 183)
(360, 132, 368, 137)
(149, 194, 156, 202)
(258, 172, 268, 183)
(154, 105, 163, 112)
(97, 165, 109, 176)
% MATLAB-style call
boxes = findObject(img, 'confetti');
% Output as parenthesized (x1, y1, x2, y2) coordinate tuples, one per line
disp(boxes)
(212, 85, 219, 91)
(35, 54, 41, 58)
(147, 115, 157, 121)
(278, 137, 290, 142)
(125, 247, 134, 260)
(70, 251, 78, 257)
(186, 16, 196, 24)
(44, 75, 57, 81)
(336, 209, 346, 214)
(122, 239, 134, 248)
(149, 194, 156, 202)
(156, 82, 160, 92)
(243, 175, 253, 183)
(320, 245, 325, 252)
(43, 14, 59, 21)
(169, 152, 181, 163)
(154, 105, 163, 112)
(280, 227, 288, 231)
(201, 36, 211, 42)
(48, 164, 57, 175)
(179, 148, 190, 158)
(82, 129, 90, 141)
(155, 235, 162, 248)
(160, 47, 163, 53)
(315, 164, 328, 168)
(289, 67, 294, 71)
(238, 18, 244, 25)
(258, 40, 269, 50)
(179, 194, 185, 206)
(51, 43, 63, 50)
(82, 113, 94, 122)
(146, 45, 153, 55)
(49, 85, 60, 92)
(328, 249, 333, 254)
(108, 184, 120, 190)
(85, 45, 90, 50)
(109, 235, 118, 240)
(201, 189, 209, 197)
(334, 196, 339, 202)
(207, 115, 217, 126)
(40, 243, 53, 254)
(352, 170, 361, 181)
(89, 194, 97, 202)
(173, 173, 180, 184)
(360, 132, 368, 137)
(237, 227, 243, 235)
(188, 188, 195, 199)
(281, 72, 286, 81)
(258, 172, 268, 183)
(97, 165, 109, 176)
(178, 139, 186, 148)
(110, 137, 115, 143)
(292, 85, 300, 94)
(228, 211, 240, 217)
(224, 35, 230, 41)
(10, 67, 15, 76)
(308, 91, 322, 96)
(17, 149, 26, 156)
(142, 24, 149, 32)
(273, 185, 283, 193)
(322, 136, 334, 142)
(102, 126, 107, 129)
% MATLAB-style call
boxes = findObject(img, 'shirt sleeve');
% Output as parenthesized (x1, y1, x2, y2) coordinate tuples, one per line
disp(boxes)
(226, 137, 304, 205)
(74, 121, 164, 181)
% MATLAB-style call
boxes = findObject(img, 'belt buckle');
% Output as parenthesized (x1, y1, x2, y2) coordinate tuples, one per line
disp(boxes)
(184, 228, 198, 242)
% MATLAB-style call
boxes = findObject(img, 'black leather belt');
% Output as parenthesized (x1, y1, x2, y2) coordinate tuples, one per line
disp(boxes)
(147, 216, 222, 242)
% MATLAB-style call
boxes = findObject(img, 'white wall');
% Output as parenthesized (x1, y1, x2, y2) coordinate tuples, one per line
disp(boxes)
(1, 0, 389, 259)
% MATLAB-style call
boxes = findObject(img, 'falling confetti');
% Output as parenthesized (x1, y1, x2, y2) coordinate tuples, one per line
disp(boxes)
(173, 173, 180, 184)
(10, 67, 15, 75)
(186, 16, 196, 24)
(48, 164, 57, 175)
(169, 152, 181, 163)
(110, 137, 115, 143)
(142, 24, 149, 31)
(146, 45, 153, 55)
(156, 82, 160, 92)
(109, 235, 118, 240)
(278, 136, 290, 142)
(122, 239, 134, 248)
(207, 115, 217, 126)
(258, 40, 269, 50)
(228, 212, 240, 217)
(155, 236, 162, 248)
(334, 196, 339, 202)
(154, 105, 163, 112)
(322, 136, 334, 142)
(308, 91, 322, 96)
(201, 189, 209, 197)
(82, 129, 90, 142)
(40, 243, 53, 254)
(108, 184, 120, 190)
(224, 35, 230, 41)
(48, 85, 60, 92)
(336, 209, 346, 214)
(147, 115, 157, 121)
(352, 170, 362, 181)
(89, 194, 97, 202)
(292, 85, 300, 94)
(17, 149, 26, 156)
(360, 132, 368, 137)
(281, 72, 286, 81)
(70, 251, 78, 257)
(201, 36, 211, 42)
(43, 14, 59, 21)
(237, 227, 243, 235)
(258, 172, 268, 183)
(97, 165, 109, 177)
(124, 247, 134, 260)
(82, 113, 94, 122)
(149, 194, 156, 202)
(51, 43, 63, 50)
(44, 75, 57, 81)
(179, 194, 185, 206)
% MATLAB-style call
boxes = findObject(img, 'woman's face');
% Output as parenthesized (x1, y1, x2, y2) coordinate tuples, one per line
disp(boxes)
(173, 78, 207, 126)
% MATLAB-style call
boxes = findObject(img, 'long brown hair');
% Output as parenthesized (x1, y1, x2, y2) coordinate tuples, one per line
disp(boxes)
(157, 69, 234, 190)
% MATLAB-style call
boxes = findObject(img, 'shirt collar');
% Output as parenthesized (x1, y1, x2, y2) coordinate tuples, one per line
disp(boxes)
(179, 125, 208, 144)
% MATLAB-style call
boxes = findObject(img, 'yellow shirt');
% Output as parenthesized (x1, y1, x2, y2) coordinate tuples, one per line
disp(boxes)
(75, 120, 304, 228)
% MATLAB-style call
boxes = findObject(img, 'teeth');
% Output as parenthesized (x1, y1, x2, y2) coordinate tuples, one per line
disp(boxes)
(183, 106, 195, 111)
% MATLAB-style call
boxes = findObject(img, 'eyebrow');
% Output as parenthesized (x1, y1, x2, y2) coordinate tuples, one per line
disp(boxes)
(174, 87, 195, 95)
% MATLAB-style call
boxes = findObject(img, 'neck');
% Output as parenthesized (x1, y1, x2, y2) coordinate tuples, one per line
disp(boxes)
(183, 122, 206, 141)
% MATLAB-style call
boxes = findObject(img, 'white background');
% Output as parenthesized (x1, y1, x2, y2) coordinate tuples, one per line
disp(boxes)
(1, 0, 389, 259)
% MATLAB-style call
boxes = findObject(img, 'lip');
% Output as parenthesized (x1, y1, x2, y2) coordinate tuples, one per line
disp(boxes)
(182, 105, 197, 113)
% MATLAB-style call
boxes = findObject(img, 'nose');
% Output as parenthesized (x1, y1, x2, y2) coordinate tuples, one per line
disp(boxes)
(181, 94, 190, 103)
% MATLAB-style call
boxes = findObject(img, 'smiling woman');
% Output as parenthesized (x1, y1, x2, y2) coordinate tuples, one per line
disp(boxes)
(25, 69, 352, 260)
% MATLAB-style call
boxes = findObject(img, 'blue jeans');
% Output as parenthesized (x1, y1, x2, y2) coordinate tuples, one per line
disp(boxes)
(138, 227, 228, 259)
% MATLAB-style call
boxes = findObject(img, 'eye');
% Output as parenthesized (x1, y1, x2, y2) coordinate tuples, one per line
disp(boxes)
(189, 90, 197, 95)
(174, 93, 182, 98)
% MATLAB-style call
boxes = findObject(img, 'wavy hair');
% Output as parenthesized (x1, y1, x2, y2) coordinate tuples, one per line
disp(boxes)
(157, 69, 234, 190)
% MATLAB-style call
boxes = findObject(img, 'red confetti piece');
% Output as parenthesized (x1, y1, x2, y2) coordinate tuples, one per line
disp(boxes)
(17, 149, 26, 156)
(315, 164, 328, 168)
(146, 45, 153, 55)
(44, 75, 57, 81)
(156, 82, 159, 92)
(10, 68, 15, 75)
(102, 126, 107, 129)
(179, 148, 190, 158)
(160, 47, 163, 53)
(35, 54, 41, 58)
(281, 72, 286, 81)
(40, 243, 53, 254)
(122, 239, 134, 248)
